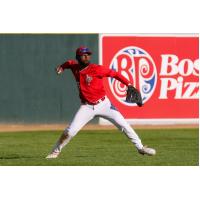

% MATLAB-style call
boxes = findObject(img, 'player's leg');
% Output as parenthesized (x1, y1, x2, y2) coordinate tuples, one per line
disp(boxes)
(102, 110, 156, 155)
(97, 98, 156, 155)
(46, 104, 95, 159)
(101, 109, 143, 149)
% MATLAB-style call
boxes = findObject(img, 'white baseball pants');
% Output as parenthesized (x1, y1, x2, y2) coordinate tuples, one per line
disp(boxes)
(61, 96, 143, 150)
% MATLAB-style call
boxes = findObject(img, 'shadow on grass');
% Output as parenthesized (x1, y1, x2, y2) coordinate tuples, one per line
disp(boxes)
(0, 155, 32, 160)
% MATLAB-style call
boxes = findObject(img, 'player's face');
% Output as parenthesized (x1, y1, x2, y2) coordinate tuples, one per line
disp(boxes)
(79, 53, 91, 65)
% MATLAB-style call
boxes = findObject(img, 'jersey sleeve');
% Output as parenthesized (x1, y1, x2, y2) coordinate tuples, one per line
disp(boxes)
(97, 65, 130, 86)
(60, 60, 77, 70)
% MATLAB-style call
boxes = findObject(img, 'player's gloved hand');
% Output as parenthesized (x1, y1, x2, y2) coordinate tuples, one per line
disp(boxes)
(55, 65, 64, 75)
(126, 85, 143, 107)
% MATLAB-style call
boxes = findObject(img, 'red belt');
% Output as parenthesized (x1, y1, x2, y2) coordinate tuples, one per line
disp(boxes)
(83, 96, 106, 105)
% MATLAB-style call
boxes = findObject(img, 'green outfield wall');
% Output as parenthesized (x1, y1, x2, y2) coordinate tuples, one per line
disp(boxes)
(0, 34, 98, 123)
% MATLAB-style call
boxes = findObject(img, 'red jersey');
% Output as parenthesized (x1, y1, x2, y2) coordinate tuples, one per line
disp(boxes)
(60, 60, 130, 104)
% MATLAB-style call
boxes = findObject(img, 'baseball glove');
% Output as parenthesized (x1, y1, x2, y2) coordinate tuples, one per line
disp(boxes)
(126, 85, 143, 107)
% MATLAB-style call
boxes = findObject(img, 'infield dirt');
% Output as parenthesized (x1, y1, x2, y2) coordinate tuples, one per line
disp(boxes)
(0, 123, 198, 132)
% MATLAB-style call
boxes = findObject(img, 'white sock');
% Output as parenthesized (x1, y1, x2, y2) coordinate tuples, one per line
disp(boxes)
(52, 134, 73, 153)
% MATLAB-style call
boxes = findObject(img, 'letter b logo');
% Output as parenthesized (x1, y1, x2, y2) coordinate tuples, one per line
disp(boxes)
(109, 46, 157, 106)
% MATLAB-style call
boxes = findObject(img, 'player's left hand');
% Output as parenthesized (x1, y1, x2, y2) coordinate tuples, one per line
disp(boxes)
(126, 85, 143, 107)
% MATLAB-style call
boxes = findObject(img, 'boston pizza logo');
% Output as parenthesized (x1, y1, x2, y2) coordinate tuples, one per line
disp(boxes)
(109, 46, 157, 106)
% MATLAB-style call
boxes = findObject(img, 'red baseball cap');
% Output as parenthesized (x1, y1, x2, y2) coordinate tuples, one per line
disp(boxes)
(76, 46, 92, 56)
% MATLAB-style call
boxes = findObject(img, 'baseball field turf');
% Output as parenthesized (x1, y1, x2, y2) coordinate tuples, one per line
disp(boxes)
(0, 128, 198, 166)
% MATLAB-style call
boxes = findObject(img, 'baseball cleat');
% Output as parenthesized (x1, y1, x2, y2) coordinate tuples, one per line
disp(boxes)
(46, 151, 60, 159)
(138, 146, 156, 156)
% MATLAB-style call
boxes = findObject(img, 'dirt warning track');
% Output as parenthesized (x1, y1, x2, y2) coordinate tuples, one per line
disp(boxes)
(0, 123, 198, 132)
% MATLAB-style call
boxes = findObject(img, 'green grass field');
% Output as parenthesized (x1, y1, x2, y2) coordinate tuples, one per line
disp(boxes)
(0, 128, 198, 166)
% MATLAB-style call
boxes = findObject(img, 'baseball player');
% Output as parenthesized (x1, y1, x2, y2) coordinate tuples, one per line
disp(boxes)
(46, 46, 156, 159)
